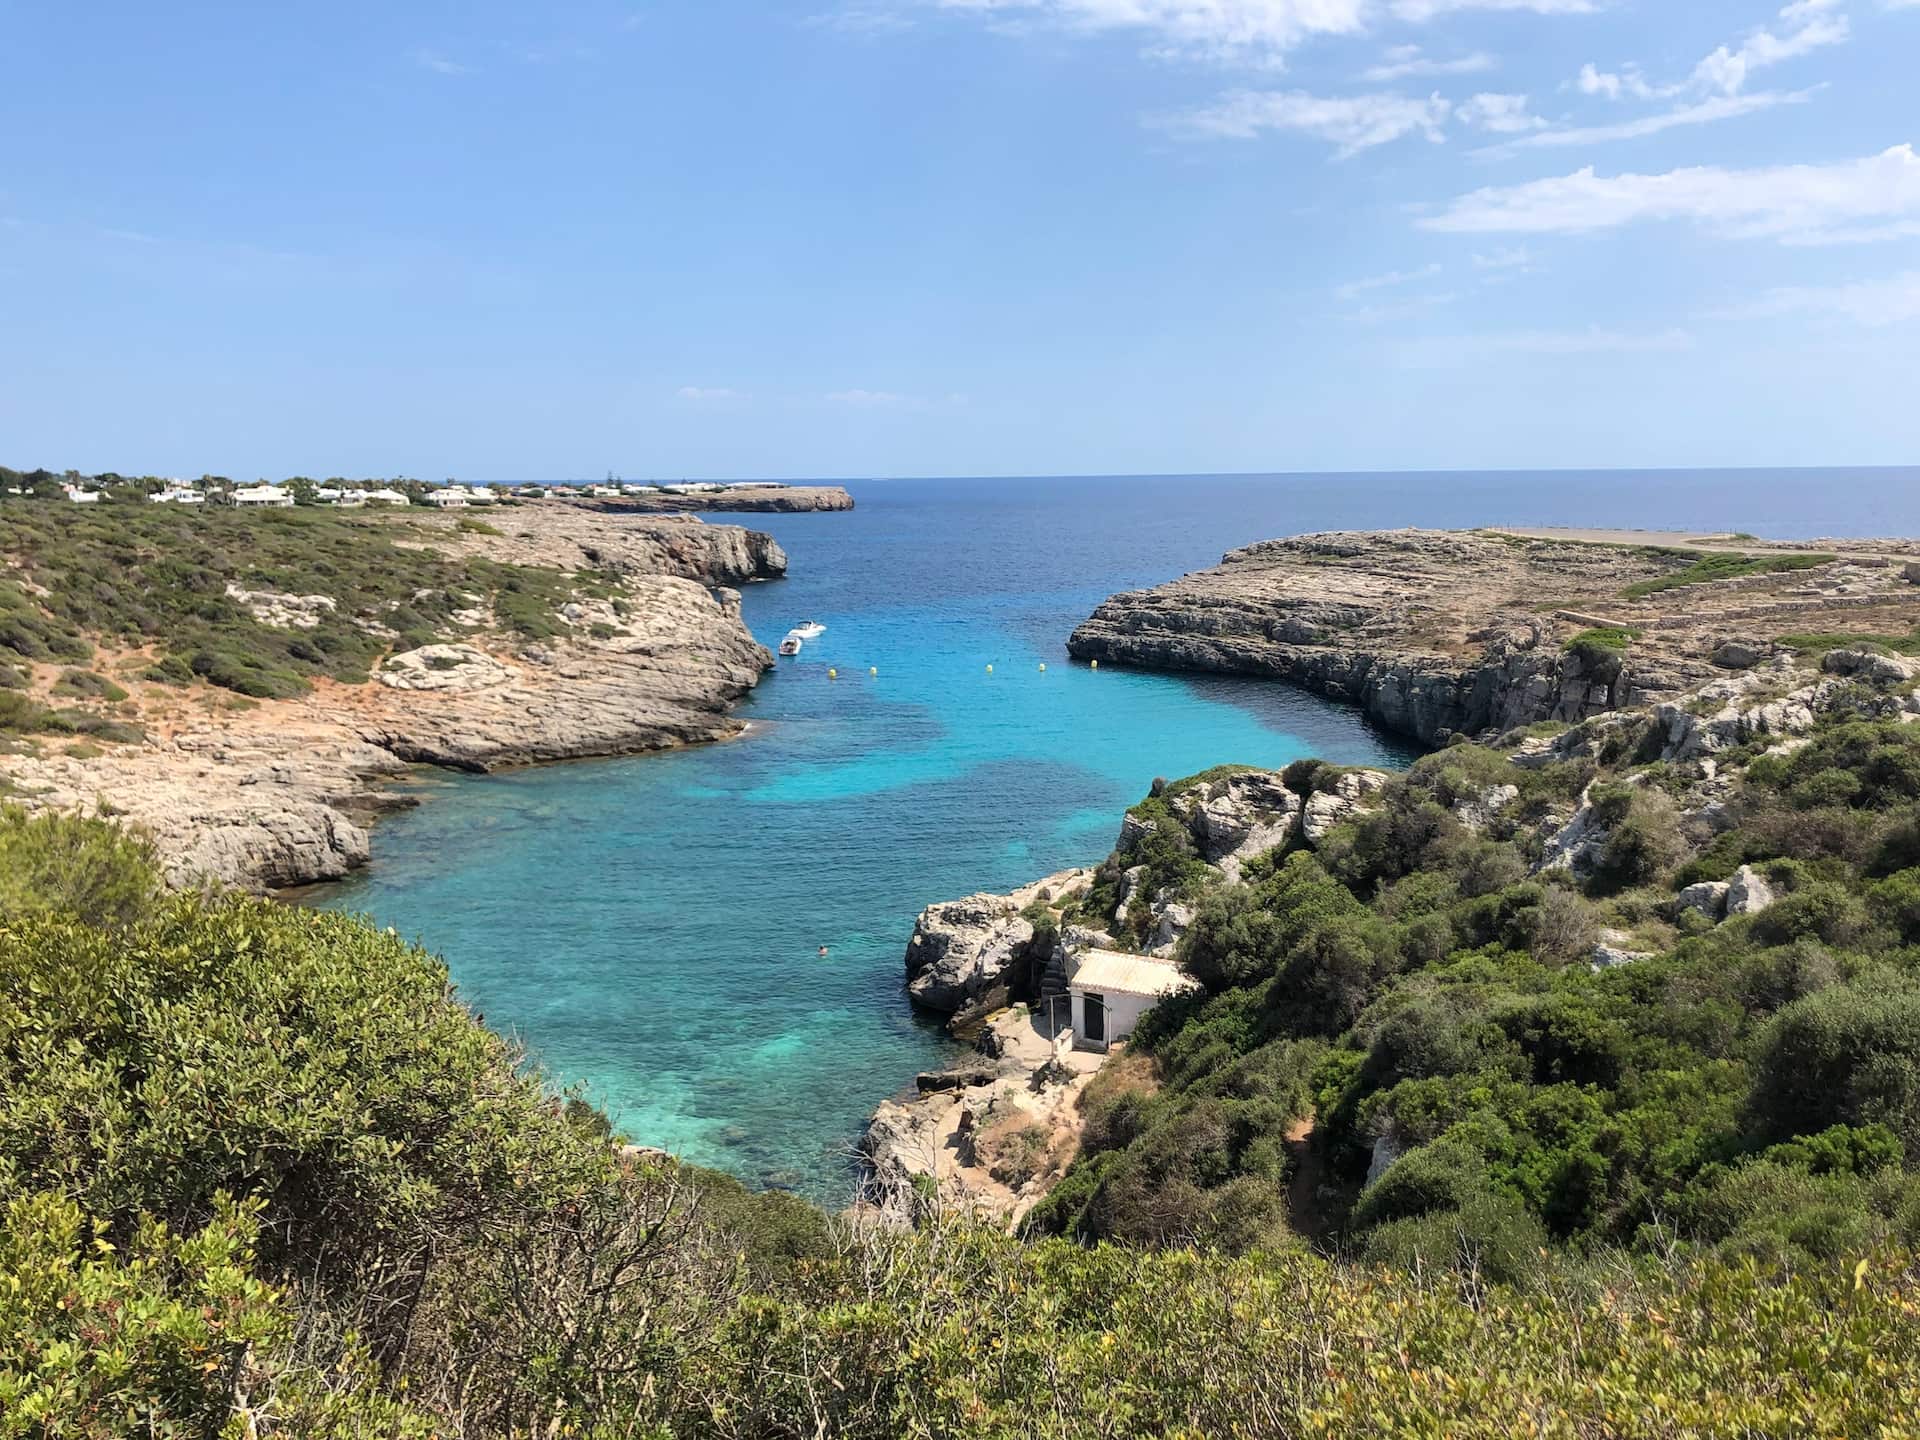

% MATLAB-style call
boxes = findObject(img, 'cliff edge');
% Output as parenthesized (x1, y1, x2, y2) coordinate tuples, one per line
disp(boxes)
(1069, 528, 1920, 746)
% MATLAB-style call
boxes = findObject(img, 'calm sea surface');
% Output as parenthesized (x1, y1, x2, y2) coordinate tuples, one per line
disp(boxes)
(319, 469, 1920, 1198)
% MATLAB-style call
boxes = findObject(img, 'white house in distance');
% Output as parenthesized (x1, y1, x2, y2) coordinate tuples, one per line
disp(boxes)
(363, 488, 410, 506)
(425, 488, 469, 509)
(149, 485, 205, 505)
(1068, 950, 1202, 1053)
(464, 487, 497, 505)
(231, 485, 294, 508)
(63, 485, 101, 504)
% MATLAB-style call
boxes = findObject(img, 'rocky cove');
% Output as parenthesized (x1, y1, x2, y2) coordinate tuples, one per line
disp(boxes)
(863, 525, 1920, 1222)
(0, 505, 791, 891)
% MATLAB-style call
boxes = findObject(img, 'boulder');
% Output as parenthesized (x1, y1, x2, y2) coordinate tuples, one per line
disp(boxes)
(1365, 1127, 1404, 1188)
(1300, 769, 1389, 845)
(1727, 864, 1777, 917)
(1148, 901, 1195, 959)
(1189, 771, 1301, 879)
(1824, 648, 1920, 685)
(1592, 929, 1656, 970)
(1453, 783, 1519, 834)
(377, 644, 513, 693)
(904, 894, 1037, 1014)
(1677, 880, 1731, 920)
(1711, 639, 1766, 670)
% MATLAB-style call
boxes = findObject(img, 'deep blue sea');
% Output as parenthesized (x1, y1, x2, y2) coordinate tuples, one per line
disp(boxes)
(319, 469, 1920, 1199)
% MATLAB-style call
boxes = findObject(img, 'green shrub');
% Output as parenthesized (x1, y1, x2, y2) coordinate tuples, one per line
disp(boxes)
(1750, 984, 1920, 1150)
(0, 806, 161, 927)
(50, 668, 128, 702)
(1622, 551, 1834, 600)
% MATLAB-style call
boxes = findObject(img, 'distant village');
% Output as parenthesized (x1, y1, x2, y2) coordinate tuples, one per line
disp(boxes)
(0, 468, 789, 510)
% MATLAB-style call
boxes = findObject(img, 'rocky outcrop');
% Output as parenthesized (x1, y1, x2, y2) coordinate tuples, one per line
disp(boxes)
(225, 583, 338, 630)
(1727, 865, 1778, 917)
(904, 870, 1088, 1021)
(1, 513, 778, 892)
(408, 505, 788, 587)
(860, 1007, 1105, 1228)
(575, 485, 855, 516)
(1070, 528, 1920, 747)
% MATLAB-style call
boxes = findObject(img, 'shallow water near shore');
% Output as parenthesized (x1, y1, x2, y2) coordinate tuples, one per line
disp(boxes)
(319, 468, 1920, 1200)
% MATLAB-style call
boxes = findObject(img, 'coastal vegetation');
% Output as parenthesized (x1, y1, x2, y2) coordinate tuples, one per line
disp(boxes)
(3, 808, 1918, 1436)
(1618, 549, 1834, 600)
(1030, 699, 1920, 1283)
(8, 637, 1920, 1432)
(0, 504, 612, 720)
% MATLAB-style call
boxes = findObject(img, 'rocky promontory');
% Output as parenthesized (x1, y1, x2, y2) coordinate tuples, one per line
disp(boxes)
(1069, 528, 1920, 747)
(571, 484, 854, 516)
(0, 506, 779, 891)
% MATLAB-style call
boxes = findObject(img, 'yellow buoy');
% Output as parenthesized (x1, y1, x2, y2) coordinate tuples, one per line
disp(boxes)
(1038, 663, 1047, 672)
(1090, 660, 1099, 670)
(986, 664, 994, 674)
(828, 668, 838, 679)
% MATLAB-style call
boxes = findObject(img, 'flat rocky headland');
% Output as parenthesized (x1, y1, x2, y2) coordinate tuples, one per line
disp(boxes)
(1069, 527, 1920, 746)
(0, 505, 783, 891)
(569, 484, 855, 515)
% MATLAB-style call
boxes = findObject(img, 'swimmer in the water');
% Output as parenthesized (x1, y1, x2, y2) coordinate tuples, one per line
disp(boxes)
(819, 945, 829, 958)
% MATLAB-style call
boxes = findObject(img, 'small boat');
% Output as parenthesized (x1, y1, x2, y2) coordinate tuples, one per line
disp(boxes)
(789, 620, 827, 639)
(778, 632, 804, 656)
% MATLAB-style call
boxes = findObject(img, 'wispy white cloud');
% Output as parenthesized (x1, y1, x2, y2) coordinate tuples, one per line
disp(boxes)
(1334, 262, 1443, 300)
(1472, 244, 1535, 270)
(1163, 89, 1452, 157)
(1422, 143, 1920, 246)
(1690, 0, 1848, 96)
(1455, 92, 1544, 132)
(1576, 0, 1846, 102)
(414, 49, 473, 75)
(896, 0, 1595, 66)
(1724, 270, 1920, 326)
(676, 386, 745, 402)
(1547, 2, 1845, 151)
(1478, 88, 1816, 156)
(806, 4, 915, 33)
(1362, 45, 1496, 81)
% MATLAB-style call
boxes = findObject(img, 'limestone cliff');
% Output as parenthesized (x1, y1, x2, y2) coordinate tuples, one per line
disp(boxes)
(1068, 528, 1920, 747)
(1, 508, 777, 891)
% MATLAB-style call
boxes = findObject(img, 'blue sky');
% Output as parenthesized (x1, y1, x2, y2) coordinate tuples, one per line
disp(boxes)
(1, 0, 1915, 480)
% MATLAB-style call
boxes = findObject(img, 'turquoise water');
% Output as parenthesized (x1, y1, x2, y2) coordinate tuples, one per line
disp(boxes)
(319, 469, 1920, 1198)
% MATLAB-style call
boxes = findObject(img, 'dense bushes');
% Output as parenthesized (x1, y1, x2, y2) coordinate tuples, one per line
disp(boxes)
(1036, 699, 1920, 1275)
(6, 800, 1920, 1431)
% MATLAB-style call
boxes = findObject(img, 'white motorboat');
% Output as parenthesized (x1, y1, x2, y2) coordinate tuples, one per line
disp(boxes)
(789, 620, 826, 639)
(778, 632, 804, 656)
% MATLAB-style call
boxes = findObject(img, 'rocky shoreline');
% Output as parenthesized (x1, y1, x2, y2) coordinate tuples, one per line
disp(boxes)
(1069, 528, 1920, 747)
(0, 506, 786, 892)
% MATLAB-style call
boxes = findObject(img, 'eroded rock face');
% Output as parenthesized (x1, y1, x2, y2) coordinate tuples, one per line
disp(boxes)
(1, 515, 778, 893)
(1189, 771, 1303, 880)
(377, 644, 512, 692)
(1301, 770, 1390, 845)
(1678, 880, 1732, 920)
(225, 583, 338, 630)
(901, 870, 1089, 1017)
(1068, 528, 1920, 746)
(1728, 865, 1778, 917)
(1066, 531, 1714, 745)
(904, 895, 1037, 1015)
